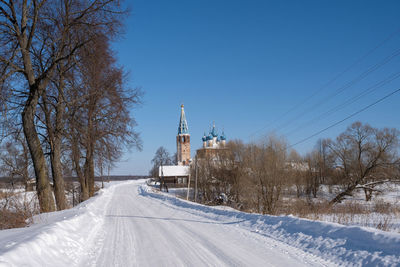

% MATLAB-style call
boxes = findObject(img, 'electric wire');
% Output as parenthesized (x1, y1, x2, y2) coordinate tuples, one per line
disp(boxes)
(247, 27, 400, 139)
(273, 46, 400, 134)
(283, 70, 400, 138)
(286, 87, 400, 150)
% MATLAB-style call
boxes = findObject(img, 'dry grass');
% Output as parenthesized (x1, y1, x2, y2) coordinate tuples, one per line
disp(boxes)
(0, 191, 8, 199)
(373, 200, 395, 214)
(0, 209, 28, 229)
(0, 189, 39, 230)
(375, 217, 393, 232)
(274, 197, 400, 232)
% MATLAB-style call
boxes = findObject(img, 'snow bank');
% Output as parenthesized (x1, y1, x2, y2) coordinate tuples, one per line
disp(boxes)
(0, 182, 119, 267)
(139, 184, 400, 266)
(1, 180, 399, 267)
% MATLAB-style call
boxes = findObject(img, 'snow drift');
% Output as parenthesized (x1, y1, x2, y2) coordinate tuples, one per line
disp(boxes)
(139, 184, 400, 266)
(0, 180, 399, 266)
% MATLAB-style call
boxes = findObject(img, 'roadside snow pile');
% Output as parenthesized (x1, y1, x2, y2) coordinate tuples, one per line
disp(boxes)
(1, 180, 399, 266)
(140, 184, 400, 266)
(0, 182, 117, 267)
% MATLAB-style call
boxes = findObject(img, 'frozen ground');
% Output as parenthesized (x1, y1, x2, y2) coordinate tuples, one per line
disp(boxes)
(0, 180, 400, 266)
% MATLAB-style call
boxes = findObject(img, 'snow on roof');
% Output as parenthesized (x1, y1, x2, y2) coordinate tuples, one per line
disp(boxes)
(159, 165, 189, 177)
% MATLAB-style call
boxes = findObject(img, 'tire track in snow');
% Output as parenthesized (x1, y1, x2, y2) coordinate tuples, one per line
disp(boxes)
(132, 195, 236, 266)
(90, 181, 324, 266)
(140, 184, 335, 266)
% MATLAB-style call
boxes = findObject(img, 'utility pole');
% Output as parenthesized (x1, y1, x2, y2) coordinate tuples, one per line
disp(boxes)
(160, 164, 163, 191)
(186, 168, 191, 200)
(72, 185, 75, 207)
(195, 156, 198, 202)
(100, 160, 104, 189)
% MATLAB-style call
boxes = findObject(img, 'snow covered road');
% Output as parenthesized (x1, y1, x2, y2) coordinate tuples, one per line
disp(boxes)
(1, 180, 400, 266)
(92, 181, 323, 267)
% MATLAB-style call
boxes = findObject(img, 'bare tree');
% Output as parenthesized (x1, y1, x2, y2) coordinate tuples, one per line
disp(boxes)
(150, 146, 172, 191)
(0, 131, 31, 190)
(328, 122, 399, 204)
(287, 149, 306, 198)
(195, 152, 215, 203)
(303, 152, 320, 198)
(67, 35, 141, 201)
(224, 140, 245, 205)
(38, 61, 70, 210)
(0, 0, 127, 211)
(150, 146, 172, 177)
(252, 136, 287, 214)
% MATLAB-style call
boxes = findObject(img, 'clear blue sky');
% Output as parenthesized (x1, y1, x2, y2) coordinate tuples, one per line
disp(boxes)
(112, 0, 400, 175)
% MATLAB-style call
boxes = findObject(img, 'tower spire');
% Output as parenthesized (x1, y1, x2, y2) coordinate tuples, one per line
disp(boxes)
(176, 104, 190, 165)
(178, 104, 189, 135)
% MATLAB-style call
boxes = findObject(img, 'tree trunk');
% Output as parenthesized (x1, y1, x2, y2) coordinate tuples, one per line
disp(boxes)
(50, 141, 67, 210)
(71, 135, 89, 201)
(21, 140, 30, 191)
(17, 9, 55, 212)
(22, 90, 55, 212)
(43, 90, 67, 210)
(312, 174, 318, 198)
(84, 141, 95, 197)
(364, 188, 373, 201)
(88, 152, 95, 196)
(85, 105, 95, 197)
(329, 184, 355, 205)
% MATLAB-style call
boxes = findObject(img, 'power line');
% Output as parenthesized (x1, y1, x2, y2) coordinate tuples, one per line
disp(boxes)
(283, 71, 400, 138)
(274, 46, 400, 134)
(286, 87, 400, 150)
(248, 27, 400, 139)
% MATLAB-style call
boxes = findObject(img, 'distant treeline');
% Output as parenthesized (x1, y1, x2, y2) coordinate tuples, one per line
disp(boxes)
(0, 176, 148, 184)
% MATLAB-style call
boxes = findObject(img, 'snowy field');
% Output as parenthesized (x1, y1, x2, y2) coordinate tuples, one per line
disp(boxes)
(292, 184, 400, 233)
(0, 180, 399, 266)
(166, 184, 400, 233)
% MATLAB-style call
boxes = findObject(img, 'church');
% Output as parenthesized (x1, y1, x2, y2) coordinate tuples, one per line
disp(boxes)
(159, 104, 227, 185)
(175, 104, 228, 165)
(197, 122, 227, 159)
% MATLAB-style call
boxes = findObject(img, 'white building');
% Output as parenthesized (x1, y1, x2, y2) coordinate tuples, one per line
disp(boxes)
(158, 165, 190, 184)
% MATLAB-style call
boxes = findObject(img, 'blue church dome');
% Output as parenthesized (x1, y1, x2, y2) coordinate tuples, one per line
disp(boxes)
(210, 124, 218, 137)
(220, 131, 226, 140)
(202, 133, 207, 142)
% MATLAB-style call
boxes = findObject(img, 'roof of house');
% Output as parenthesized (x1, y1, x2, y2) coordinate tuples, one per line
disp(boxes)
(159, 165, 190, 177)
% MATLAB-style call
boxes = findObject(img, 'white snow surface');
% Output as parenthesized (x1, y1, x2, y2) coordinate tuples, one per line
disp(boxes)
(0, 180, 399, 267)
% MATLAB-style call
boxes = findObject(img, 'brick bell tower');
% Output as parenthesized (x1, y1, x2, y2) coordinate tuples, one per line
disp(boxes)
(177, 104, 191, 165)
